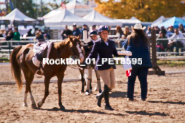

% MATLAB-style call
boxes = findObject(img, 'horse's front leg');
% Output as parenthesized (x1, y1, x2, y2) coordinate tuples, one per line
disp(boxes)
(57, 73, 65, 110)
(38, 76, 50, 108)
(79, 68, 85, 93)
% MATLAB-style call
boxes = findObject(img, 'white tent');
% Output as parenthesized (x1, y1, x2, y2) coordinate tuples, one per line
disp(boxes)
(83, 10, 122, 26)
(151, 16, 165, 27)
(115, 17, 141, 24)
(130, 17, 141, 22)
(3, 8, 36, 22)
(44, 9, 93, 26)
(43, 0, 92, 19)
(66, 0, 93, 17)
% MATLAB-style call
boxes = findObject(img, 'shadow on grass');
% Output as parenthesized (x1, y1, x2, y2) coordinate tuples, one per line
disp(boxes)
(148, 101, 185, 105)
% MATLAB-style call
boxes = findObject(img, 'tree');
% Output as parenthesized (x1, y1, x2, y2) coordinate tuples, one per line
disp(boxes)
(95, 0, 185, 21)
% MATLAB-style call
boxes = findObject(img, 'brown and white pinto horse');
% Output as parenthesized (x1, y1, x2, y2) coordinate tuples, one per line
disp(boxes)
(10, 36, 84, 110)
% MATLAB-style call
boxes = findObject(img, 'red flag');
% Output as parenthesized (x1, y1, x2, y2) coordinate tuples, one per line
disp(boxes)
(126, 70, 131, 77)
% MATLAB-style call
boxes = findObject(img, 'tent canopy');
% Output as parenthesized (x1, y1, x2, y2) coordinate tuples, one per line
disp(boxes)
(83, 10, 122, 26)
(115, 17, 141, 24)
(3, 8, 36, 22)
(44, 9, 93, 26)
(151, 16, 165, 27)
(43, 0, 92, 19)
(158, 16, 185, 28)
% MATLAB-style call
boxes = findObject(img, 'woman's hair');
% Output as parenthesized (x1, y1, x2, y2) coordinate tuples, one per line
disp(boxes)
(116, 26, 123, 33)
(129, 29, 148, 46)
(124, 26, 130, 35)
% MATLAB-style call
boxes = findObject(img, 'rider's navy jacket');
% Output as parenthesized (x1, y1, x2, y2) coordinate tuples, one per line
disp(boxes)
(87, 39, 118, 70)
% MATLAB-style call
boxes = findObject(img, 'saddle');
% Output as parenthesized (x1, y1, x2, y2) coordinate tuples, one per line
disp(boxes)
(32, 42, 53, 67)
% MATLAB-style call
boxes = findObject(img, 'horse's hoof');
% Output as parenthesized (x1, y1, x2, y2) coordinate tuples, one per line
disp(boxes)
(37, 101, 43, 108)
(60, 105, 65, 110)
(32, 103, 37, 108)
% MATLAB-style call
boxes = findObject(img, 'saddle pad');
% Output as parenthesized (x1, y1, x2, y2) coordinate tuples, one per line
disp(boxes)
(32, 56, 40, 67)
(33, 42, 48, 55)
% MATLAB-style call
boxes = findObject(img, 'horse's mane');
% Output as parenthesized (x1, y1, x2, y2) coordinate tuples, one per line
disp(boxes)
(54, 38, 71, 49)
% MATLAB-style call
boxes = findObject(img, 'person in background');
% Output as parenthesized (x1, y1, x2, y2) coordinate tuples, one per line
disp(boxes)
(72, 23, 81, 38)
(6, 31, 12, 41)
(61, 25, 72, 39)
(82, 24, 89, 39)
(13, 27, 20, 45)
(123, 23, 152, 101)
(161, 26, 167, 36)
(156, 42, 164, 52)
(92, 25, 97, 32)
(169, 28, 185, 52)
(85, 30, 101, 95)
(116, 26, 123, 39)
(6, 28, 14, 40)
(179, 23, 185, 33)
(154, 26, 160, 34)
(27, 29, 33, 37)
(43, 30, 50, 40)
(0, 29, 4, 37)
(166, 26, 174, 38)
(157, 31, 168, 50)
(123, 26, 131, 39)
(146, 27, 151, 36)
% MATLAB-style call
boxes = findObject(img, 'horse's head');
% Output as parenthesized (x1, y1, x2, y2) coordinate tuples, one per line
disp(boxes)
(69, 36, 84, 63)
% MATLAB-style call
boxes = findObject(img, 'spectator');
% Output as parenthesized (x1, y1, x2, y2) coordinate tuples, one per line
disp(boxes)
(92, 25, 97, 32)
(156, 42, 164, 52)
(43, 30, 51, 40)
(123, 26, 131, 39)
(13, 27, 20, 44)
(116, 26, 123, 39)
(72, 23, 81, 38)
(157, 31, 168, 50)
(82, 24, 89, 39)
(0, 29, 4, 37)
(6, 31, 12, 41)
(61, 25, 72, 39)
(161, 26, 167, 36)
(169, 28, 185, 52)
(146, 27, 151, 36)
(27, 29, 33, 37)
(6, 28, 14, 40)
(154, 26, 160, 34)
(166, 26, 174, 37)
(179, 23, 185, 33)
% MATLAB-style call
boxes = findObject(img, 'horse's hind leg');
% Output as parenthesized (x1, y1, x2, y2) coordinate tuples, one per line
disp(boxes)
(38, 76, 50, 108)
(23, 70, 36, 108)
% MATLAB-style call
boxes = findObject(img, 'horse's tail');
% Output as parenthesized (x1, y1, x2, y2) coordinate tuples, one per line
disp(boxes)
(10, 46, 22, 91)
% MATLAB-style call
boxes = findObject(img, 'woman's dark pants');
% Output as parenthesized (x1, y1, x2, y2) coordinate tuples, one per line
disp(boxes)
(127, 67, 148, 100)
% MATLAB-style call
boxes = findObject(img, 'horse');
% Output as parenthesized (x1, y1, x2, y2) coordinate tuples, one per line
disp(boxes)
(10, 36, 84, 110)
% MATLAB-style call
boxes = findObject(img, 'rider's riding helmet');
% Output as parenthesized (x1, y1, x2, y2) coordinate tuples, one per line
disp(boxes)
(98, 25, 109, 34)
(90, 30, 98, 36)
